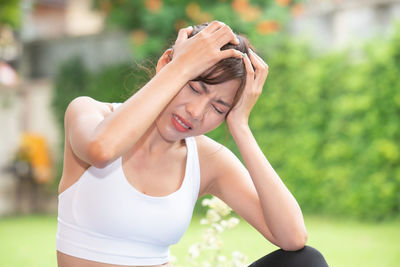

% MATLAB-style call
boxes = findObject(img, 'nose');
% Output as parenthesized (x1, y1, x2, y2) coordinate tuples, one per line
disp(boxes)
(186, 98, 208, 121)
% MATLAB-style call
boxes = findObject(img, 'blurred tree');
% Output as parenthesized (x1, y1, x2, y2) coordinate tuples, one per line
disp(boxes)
(92, 0, 305, 59)
(0, 0, 21, 29)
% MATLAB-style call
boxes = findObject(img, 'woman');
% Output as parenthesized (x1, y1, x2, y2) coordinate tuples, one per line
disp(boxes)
(56, 21, 328, 267)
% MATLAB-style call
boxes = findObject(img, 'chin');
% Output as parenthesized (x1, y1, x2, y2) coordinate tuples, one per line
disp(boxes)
(155, 119, 184, 142)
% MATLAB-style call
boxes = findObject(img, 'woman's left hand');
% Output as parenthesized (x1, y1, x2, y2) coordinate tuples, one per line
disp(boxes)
(226, 49, 269, 132)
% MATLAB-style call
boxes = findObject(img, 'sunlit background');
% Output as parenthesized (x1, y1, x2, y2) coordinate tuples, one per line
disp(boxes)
(1, 0, 400, 266)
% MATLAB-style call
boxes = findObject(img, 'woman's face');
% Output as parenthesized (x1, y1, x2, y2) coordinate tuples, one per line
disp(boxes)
(155, 79, 241, 141)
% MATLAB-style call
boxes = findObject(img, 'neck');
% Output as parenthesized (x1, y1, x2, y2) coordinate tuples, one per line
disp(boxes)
(128, 122, 185, 159)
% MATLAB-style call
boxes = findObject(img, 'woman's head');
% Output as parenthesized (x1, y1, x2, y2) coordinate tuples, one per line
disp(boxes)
(173, 22, 253, 111)
(155, 22, 254, 141)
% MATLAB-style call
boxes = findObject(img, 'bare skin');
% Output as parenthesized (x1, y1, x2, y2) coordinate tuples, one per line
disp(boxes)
(57, 21, 307, 267)
(57, 251, 172, 267)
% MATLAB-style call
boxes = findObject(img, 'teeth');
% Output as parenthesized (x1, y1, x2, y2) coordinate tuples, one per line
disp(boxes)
(174, 115, 190, 129)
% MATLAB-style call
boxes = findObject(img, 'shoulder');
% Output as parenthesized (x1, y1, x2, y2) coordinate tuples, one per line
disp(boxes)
(65, 96, 114, 123)
(193, 135, 231, 165)
(193, 135, 244, 185)
(194, 134, 239, 163)
(66, 96, 114, 113)
(193, 135, 224, 156)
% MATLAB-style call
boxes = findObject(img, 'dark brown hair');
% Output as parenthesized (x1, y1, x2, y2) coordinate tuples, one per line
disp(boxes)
(172, 22, 254, 116)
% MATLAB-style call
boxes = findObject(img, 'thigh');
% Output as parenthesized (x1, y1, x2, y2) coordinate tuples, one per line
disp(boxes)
(248, 246, 329, 267)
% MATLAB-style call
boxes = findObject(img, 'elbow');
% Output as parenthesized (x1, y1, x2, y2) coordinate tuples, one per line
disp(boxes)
(88, 139, 113, 168)
(280, 229, 308, 252)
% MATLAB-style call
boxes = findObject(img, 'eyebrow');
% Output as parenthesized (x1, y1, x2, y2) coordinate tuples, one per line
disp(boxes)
(198, 81, 232, 108)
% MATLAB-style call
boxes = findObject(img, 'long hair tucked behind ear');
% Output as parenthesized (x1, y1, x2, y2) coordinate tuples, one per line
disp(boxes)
(171, 22, 255, 113)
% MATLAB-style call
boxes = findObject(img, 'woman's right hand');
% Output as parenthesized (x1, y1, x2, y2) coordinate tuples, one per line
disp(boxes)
(171, 21, 244, 80)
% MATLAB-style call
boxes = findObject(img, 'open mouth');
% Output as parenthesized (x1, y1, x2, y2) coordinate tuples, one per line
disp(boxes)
(172, 114, 192, 131)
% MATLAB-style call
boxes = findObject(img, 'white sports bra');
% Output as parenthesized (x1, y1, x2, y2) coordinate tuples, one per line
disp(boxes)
(56, 102, 201, 266)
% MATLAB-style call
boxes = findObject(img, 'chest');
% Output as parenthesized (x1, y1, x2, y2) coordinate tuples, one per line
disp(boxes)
(70, 154, 198, 245)
(122, 151, 187, 197)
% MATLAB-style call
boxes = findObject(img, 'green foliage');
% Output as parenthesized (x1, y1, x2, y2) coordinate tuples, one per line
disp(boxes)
(210, 25, 400, 221)
(52, 57, 147, 131)
(93, 0, 301, 58)
(0, 0, 21, 28)
(52, 57, 89, 129)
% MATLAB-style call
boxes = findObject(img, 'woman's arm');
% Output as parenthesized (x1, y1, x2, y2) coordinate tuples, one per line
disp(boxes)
(205, 131, 307, 251)
(208, 49, 307, 251)
(65, 60, 188, 168)
(66, 21, 243, 167)
(232, 126, 307, 251)
(85, 59, 189, 166)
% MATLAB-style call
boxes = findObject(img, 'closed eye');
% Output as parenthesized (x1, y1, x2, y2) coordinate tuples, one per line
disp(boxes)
(212, 105, 224, 114)
(189, 83, 225, 115)
(189, 84, 200, 94)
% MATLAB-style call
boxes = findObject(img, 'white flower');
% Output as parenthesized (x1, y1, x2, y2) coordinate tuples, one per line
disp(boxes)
(204, 232, 217, 247)
(209, 197, 232, 216)
(185, 197, 247, 266)
(212, 223, 224, 233)
(230, 251, 248, 267)
(206, 209, 221, 223)
(200, 218, 209, 225)
(232, 250, 244, 259)
(188, 243, 200, 259)
(227, 217, 240, 229)
(220, 219, 228, 228)
(217, 255, 227, 262)
(202, 198, 211, 206)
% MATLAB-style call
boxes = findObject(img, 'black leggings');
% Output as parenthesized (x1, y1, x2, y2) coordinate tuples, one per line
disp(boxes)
(248, 246, 329, 267)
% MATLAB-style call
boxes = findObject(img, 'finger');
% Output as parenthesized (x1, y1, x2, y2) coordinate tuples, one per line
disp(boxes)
(242, 53, 255, 81)
(202, 20, 226, 34)
(248, 49, 268, 69)
(249, 48, 268, 71)
(248, 49, 268, 84)
(243, 53, 264, 97)
(218, 49, 245, 61)
(175, 26, 194, 44)
(247, 49, 262, 79)
(213, 25, 240, 46)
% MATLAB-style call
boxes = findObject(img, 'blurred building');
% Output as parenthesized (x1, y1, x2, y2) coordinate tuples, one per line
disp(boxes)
(21, 0, 132, 77)
(21, 0, 103, 41)
(0, 0, 132, 216)
(291, 0, 400, 52)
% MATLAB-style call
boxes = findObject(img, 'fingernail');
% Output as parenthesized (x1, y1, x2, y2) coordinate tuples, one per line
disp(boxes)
(249, 48, 254, 53)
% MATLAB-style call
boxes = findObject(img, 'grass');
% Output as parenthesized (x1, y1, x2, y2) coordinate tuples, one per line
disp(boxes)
(0, 214, 399, 267)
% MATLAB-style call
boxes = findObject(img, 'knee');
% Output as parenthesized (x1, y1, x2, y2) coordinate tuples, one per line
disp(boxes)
(287, 245, 329, 267)
(294, 245, 325, 256)
(249, 245, 329, 267)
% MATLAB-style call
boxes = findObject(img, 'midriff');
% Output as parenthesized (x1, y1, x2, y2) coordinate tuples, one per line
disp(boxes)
(57, 251, 172, 267)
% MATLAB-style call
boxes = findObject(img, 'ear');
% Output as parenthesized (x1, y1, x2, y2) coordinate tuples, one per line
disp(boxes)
(156, 48, 174, 73)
